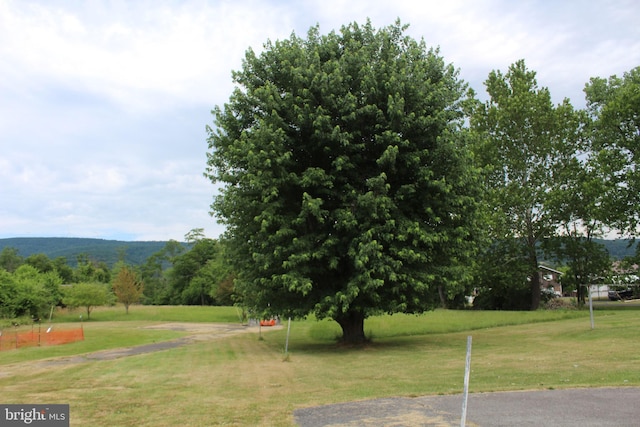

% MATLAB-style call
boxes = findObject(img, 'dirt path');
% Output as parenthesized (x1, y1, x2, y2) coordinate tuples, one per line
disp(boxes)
(0, 322, 280, 377)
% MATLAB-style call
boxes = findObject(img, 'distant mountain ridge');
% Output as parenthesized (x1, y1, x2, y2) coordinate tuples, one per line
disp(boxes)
(0, 237, 636, 269)
(0, 237, 179, 267)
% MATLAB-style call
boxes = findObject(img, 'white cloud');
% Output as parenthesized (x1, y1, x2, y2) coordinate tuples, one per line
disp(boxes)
(0, 0, 296, 114)
(0, 0, 638, 241)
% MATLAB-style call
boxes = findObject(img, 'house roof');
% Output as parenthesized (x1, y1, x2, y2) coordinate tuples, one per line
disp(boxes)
(539, 265, 563, 275)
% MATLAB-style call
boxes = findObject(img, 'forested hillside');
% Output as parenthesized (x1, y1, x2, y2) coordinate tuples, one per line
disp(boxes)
(0, 237, 179, 267)
(0, 237, 635, 269)
(600, 239, 638, 261)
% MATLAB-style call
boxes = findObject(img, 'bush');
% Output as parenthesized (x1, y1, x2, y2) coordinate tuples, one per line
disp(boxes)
(541, 287, 559, 303)
(472, 284, 531, 310)
(542, 298, 575, 310)
(0, 266, 62, 319)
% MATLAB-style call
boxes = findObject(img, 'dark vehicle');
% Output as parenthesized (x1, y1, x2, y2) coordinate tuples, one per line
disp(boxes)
(608, 288, 634, 301)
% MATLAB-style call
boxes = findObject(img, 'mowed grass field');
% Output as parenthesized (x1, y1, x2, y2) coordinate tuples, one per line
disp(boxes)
(0, 305, 639, 426)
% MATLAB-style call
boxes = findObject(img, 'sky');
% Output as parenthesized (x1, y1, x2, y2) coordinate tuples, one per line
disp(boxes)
(1, 0, 638, 242)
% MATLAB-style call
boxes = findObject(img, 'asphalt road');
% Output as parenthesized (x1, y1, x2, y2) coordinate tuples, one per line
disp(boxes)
(294, 387, 640, 426)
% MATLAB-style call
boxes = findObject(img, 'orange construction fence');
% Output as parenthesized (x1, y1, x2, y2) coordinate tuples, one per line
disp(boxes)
(0, 326, 84, 351)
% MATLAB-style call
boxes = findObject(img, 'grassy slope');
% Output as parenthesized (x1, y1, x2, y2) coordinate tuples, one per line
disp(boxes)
(0, 306, 638, 426)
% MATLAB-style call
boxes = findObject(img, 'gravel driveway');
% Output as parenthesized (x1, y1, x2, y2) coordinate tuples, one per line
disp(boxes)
(294, 387, 640, 426)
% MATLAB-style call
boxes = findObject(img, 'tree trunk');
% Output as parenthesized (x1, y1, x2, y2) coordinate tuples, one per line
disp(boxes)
(527, 233, 541, 311)
(530, 270, 541, 310)
(438, 285, 447, 308)
(576, 281, 586, 306)
(335, 310, 367, 344)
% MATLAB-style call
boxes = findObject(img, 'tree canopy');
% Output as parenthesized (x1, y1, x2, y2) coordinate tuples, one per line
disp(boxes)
(0, 265, 62, 319)
(62, 282, 114, 320)
(471, 59, 583, 310)
(585, 66, 640, 236)
(206, 20, 481, 343)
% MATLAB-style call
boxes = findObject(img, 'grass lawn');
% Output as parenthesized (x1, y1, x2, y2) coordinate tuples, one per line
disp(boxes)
(0, 305, 638, 426)
(52, 304, 243, 323)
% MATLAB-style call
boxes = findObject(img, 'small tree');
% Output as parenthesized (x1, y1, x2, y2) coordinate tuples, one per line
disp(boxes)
(112, 267, 144, 314)
(63, 282, 113, 320)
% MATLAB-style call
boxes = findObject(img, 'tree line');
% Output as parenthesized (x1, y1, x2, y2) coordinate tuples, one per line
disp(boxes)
(0, 229, 233, 323)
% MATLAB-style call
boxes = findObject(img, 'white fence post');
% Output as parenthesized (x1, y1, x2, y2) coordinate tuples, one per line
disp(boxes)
(461, 335, 472, 427)
(589, 286, 595, 330)
(284, 317, 292, 355)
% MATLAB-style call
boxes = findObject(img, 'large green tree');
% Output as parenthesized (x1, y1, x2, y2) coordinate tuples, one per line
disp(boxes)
(543, 152, 612, 305)
(584, 66, 640, 236)
(139, 240, 185, 304)
(166, 237, 231, 305)
(471, 60, 582, 310)
(206, 21, 481, 343)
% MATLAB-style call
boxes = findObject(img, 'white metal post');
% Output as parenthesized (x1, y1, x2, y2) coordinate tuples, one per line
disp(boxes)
(461, 335, 472, 427)
(589, 285, 595, 330)
(284, 317, 292, 355)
